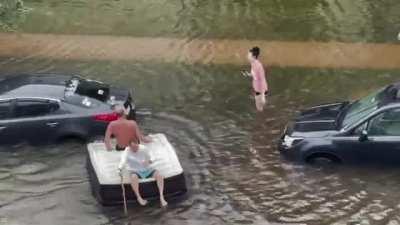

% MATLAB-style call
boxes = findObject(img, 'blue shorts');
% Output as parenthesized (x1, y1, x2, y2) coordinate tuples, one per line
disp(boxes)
(131, 169, 155, 179)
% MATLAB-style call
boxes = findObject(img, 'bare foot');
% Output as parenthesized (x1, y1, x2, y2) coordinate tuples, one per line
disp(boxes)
(138, 198, 148, 206)
(160, 198, 168, 207)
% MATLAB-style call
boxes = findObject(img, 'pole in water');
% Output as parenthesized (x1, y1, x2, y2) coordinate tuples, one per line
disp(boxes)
(120, 174, 128, 215)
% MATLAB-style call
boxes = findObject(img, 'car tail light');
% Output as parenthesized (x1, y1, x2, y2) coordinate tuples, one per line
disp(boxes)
(93, 112, 119, 122)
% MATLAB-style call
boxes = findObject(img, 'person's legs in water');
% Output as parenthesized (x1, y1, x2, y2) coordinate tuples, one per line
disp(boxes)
(254, 93, 266, 112)
(130, 173, 148, 206)
(153, 170, 168, 207)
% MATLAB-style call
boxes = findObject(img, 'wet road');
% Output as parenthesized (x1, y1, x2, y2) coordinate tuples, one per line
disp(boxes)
(1, 0, 400, 225)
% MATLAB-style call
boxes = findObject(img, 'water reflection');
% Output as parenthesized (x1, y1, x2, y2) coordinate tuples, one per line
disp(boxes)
(10, 0, 399, 42)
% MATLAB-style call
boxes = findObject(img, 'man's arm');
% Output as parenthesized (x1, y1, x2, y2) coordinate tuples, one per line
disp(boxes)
(139, 146, 152, 166)
(104, 123, 114, 151)
(145, 148, 152, 164)
(134, 121, 151, 143)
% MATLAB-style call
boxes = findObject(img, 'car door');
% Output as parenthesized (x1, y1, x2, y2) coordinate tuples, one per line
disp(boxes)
(365, 108, 400, 164)
(332, 121, 375, 163)
(0, 99, 19, 145)
(12, 99, 64, 144)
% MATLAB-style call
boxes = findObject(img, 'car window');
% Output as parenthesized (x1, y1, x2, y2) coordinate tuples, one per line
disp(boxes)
(0, 101, 11, 119)
(342, 88, 384, 128)
(368, 109, 400, 136)
(14, 100, 59, 118)
(64, 95, 101, 108)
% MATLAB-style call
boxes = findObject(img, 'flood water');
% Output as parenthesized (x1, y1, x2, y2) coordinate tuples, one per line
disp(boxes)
(1, 1, 400, 225)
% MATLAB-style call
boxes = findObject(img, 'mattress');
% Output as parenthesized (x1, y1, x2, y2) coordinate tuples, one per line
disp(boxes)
(87, 133, 184, 185)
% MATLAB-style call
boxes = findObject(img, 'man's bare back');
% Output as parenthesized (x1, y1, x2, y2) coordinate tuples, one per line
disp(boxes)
(104, 106, 149, 151)
(105, 117, 141, 150)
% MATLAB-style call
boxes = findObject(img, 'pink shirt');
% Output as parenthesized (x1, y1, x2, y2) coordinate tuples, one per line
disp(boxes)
(251, 60, 268, 93)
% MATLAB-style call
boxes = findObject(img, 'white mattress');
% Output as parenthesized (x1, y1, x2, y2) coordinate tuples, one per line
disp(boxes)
(87, 133, 183, 185)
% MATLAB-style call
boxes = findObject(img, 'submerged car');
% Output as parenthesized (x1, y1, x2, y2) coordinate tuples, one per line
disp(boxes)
(279, 82, 400, 164)
(0, 74, 135, 145)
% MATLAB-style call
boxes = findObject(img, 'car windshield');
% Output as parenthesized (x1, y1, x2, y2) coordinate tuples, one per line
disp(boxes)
(341, 88, 384, 128)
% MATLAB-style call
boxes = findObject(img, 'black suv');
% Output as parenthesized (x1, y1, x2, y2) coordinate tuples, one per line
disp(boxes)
(279, 82, 400, 164)
(0, 74, 135, 145)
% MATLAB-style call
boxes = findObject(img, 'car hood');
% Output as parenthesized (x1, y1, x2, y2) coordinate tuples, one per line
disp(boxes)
(287, 102, 349, 136)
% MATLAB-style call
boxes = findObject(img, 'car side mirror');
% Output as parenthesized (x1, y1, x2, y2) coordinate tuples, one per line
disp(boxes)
(359, 130, 369, 142)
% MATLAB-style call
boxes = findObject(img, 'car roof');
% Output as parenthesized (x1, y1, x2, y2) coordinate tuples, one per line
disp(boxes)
(0, 96, 61, 102)
(0, 74, 73, 100)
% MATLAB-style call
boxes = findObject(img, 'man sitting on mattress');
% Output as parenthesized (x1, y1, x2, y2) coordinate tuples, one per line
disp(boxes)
(104, 105, 151, 151)
(118, 140, 168, 207)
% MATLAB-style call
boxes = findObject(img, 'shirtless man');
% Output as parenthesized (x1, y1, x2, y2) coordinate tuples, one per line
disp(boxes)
(104, 105, 150, 151)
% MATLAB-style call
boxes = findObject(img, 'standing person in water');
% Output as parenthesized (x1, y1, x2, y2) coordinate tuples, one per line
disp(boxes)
(118, 140, 168, 207)
(104, 105, 151, 151)
(244, 46, 268, 112)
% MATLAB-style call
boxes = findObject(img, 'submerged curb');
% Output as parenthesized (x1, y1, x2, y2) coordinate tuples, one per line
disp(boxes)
(1, 33, 400, 69)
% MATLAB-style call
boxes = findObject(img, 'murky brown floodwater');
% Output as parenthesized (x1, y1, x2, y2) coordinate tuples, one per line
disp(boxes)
(1, 0, 400, 225)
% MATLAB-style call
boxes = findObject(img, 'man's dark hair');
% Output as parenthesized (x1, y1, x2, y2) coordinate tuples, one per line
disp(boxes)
(249, 46, 260, 59)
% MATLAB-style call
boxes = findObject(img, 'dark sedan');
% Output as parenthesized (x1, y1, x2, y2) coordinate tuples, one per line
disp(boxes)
(279, 82, 400, 165)
(0, 74, 135, 145)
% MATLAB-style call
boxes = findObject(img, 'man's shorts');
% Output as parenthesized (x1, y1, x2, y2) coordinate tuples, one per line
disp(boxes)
(116, 145, 126, 151)
(131, 169, 155, 179)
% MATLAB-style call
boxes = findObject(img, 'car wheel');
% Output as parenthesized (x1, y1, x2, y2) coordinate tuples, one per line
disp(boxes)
(306, 153, 341, 166)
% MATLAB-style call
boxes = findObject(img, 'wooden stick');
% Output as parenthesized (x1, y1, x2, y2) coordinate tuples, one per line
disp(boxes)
(120, 173, 128, 215)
